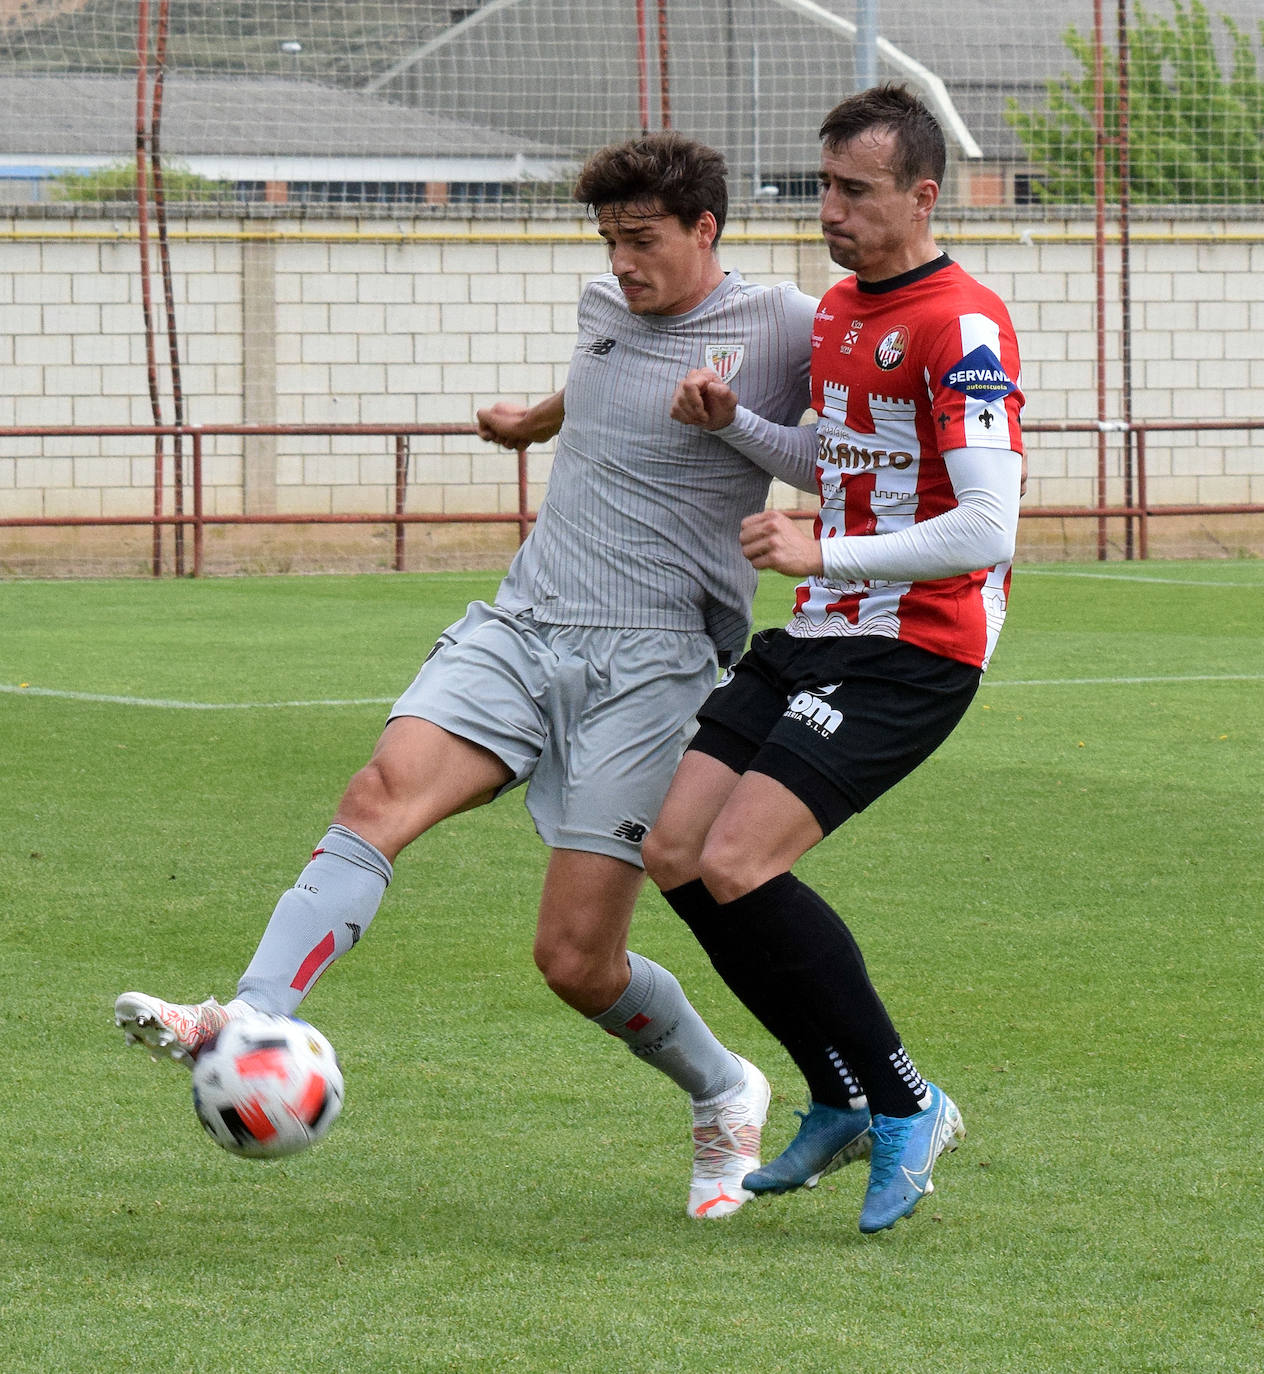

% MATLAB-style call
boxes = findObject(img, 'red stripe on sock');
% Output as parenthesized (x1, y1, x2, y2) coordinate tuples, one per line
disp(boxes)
(291, 930, 336, 992)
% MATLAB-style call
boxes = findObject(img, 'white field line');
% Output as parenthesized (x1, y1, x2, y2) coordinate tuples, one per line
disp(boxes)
(981, 673, 1263, 688)
(1019, 569, 1263, 588)
(0, 684, 394, 709)
(2, 675, 1260, 709)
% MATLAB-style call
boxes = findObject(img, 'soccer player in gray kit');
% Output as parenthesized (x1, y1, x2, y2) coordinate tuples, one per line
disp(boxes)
(116, 131, 841, 1218)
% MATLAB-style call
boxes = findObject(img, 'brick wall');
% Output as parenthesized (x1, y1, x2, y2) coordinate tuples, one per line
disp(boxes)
(1, 213, 1261, 568)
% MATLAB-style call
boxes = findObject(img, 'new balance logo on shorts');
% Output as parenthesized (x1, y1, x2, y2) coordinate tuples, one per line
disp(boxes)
(613, 820, 647, 844)
(584, 337, 617, 356)
(786, 685, 844, 737)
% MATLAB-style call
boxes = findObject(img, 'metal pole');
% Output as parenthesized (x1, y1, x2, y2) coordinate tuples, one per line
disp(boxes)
(152, 0, 186, 576)
(1092, 0, 1109, 561)
(635, 0, 650, 134)
(192, 428, 204, 577)
(722, 0, 741, 190)
(656, 0, 672, 129)
(857, 0, 878, 89)
(517, 447, 531, 544)
(1117, 0, 1135, 559)
(394, 434, 408, 572)
(136, 0, 164, 577)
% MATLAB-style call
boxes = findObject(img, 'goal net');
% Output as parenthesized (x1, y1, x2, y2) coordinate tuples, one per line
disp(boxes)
(0, 0, 1260, 211)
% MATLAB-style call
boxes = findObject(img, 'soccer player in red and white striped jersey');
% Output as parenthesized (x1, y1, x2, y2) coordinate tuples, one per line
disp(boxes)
(646, 85, 1024, 1233)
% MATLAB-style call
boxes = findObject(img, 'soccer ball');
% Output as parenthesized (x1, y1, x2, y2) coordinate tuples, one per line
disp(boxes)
(191, 1012, 344, 1159)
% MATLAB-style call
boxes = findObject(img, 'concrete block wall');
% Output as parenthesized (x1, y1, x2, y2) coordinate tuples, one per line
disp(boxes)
(1, 213, 1261, 567)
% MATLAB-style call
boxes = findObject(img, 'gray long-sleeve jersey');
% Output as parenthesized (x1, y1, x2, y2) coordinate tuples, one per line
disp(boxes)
(496, 270, 818, 663)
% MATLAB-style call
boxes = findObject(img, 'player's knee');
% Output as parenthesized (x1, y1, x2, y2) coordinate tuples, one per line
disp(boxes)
(333, 757, 430, 858)
(533, 936, 588, 1001)
(697, 835, 765, 906)
(641, 824, 696, 893)
(336, 759, 395, 831)
(533, 934, 622, 1015)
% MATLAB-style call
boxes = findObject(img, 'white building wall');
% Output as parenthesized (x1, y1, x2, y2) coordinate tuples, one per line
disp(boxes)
(1, 214, 1261, 565)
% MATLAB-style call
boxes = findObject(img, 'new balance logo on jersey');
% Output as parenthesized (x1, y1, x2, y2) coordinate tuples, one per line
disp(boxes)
(613, 820, 647, 844)
(786, 686, 844, 737)
(584, 337, 617, 356)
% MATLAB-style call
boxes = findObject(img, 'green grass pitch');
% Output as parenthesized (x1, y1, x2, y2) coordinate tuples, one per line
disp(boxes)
(1, 563, 1261, 1373)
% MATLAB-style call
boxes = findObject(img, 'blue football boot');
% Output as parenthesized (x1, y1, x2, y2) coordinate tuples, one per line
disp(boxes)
(859, 1083, 965, 1233)
(742, 1101, 872, 1194)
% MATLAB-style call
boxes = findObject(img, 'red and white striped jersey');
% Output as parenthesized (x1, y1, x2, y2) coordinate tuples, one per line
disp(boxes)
(789, 256, 1025, 669)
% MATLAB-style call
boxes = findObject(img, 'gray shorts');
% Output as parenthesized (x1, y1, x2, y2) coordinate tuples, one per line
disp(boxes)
(389, 601, 718, 866)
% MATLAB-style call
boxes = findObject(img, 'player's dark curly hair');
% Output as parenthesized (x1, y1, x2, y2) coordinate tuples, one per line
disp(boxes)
(573, 132, 728, 245)
(819, 84, 946, 188)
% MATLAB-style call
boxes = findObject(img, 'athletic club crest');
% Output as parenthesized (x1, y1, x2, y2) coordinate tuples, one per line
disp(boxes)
(704, 342, 746, 382)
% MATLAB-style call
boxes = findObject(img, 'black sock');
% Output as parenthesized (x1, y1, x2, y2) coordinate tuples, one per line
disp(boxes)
(663, 878, 865, 1111)
(716, 873, 927, 1118)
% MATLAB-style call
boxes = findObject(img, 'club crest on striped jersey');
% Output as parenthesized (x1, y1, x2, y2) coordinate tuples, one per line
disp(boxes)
(942, 345, 1017, 401)
(874, 326, 909, 371)
(704, 342, 746, 382)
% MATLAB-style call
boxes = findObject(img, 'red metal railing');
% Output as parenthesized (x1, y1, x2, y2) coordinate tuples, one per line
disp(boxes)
(1020, 419, 1264, 561)
(1, 419, 1261, 576)
(0, 424, 531, 576)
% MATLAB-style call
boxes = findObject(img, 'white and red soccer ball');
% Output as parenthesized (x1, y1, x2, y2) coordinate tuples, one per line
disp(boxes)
(191, 1012, 344, 1159)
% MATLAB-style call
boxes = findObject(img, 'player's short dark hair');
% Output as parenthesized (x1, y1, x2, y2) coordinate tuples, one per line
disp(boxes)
(573, 132, 728, 245)
(819, 84, 947, 188)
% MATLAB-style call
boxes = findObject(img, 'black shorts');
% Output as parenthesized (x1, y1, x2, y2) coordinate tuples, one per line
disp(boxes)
(689, 629, 981, 835)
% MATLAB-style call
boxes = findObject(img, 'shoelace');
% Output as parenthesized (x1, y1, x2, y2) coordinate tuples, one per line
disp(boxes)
(865, 1116, 915, 1190)
(144, 997, 228, 1058)
(692, 1104, 761, 1178)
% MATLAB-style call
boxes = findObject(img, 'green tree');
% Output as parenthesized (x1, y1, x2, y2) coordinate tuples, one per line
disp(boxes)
(1006, 0, 1264, 204)
(49, 160, 234, 204)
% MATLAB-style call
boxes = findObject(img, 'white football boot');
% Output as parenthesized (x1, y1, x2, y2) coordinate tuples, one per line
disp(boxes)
(114, 992, 251, 1069)
(687, 1055, 771, 1219)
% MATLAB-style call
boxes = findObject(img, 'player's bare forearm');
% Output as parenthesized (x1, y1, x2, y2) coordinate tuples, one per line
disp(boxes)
(475, 389, 565, 449)
(739, 509, 824, 576)
(670, 368, 738, 431)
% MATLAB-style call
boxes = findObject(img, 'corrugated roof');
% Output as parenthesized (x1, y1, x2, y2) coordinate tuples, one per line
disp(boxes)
(0, 72, 561, 157)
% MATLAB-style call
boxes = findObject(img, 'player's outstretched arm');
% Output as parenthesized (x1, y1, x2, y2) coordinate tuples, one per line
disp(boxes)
(819, 448, 1022, 584)
(475, 388, 565, 450)
(742, 450, 1021, 583)
(672, 369, 819, 494)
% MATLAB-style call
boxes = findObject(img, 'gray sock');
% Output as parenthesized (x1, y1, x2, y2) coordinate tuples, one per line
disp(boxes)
(236, 825, 392, 1016)
(591, 951, 740, 1101)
